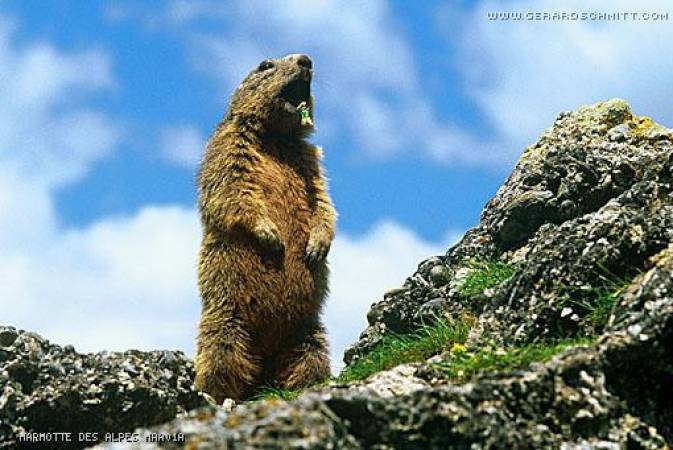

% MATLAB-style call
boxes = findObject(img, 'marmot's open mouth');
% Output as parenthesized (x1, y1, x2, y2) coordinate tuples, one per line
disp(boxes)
(280, 77, 311, 107)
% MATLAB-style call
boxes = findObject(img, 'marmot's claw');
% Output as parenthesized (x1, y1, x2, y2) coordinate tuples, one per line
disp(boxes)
(305, 240, 330, 263)
(259, 230, 284, 252)
(253, 219, 284, 252)
(202, 392, 218, 406)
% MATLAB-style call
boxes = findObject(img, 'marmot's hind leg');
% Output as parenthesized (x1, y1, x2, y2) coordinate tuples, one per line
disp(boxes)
(273, 322, 330, 390)
(195, 313, 260, 402)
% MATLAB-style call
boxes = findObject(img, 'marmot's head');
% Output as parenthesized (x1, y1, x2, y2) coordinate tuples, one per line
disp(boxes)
(227, 53, 314, 136)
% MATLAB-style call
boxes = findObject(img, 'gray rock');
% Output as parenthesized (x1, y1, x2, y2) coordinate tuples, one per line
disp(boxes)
(345, 364, 428, 398)
(470, 178, 673, 346)
(428, 264, 451, 286)
(0, 327, 208, 449)
(607, 123, 631, 142)
(0, 329, 18, 347)
(414, 297, 446, 323)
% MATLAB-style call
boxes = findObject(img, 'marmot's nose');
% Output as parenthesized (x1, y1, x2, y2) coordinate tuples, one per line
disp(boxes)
(288, 54, 312, 70)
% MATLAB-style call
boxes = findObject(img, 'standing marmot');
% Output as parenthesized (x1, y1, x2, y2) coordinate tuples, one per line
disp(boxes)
(195, 54, 336, 402)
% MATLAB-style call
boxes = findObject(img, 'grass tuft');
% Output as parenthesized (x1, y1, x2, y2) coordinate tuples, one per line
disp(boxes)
(563, 263, 637, 330)
(252, 386, 302, 401)
(336, 318, 472, 384)
(253, 319, 472, 399)
(458, 259, 517, 298)
(254, 328, 594, 401)
(431, 337, 594, 382)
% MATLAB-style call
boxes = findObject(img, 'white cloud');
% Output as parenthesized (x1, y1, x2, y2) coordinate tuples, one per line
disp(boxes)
(160, 124, 206, 167)
(0, 18, 119, 187)
(0, 15, 123, 261)
(0, 15, 123, 284)
(0, 206, 202, 353)
(460, 0, 673, 157)
(0, 17, 192, 350)
(0, 166, 57, 252)
(105, 1, 227, 28)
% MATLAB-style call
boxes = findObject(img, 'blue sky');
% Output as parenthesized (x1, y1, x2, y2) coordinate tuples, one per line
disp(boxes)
(1, 0, 671, 371)
(19, 0, 504, 239)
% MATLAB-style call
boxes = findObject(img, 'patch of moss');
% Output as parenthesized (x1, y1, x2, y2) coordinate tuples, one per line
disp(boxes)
(458, 260, 517, 298)
(336, 318, 472, 384)
(575, 98, 632, 129)
(630, 116, 657, 137)
(431, 337, 594, 383)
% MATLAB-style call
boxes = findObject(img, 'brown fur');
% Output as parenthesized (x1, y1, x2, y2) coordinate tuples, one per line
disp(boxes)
(195, 54, 336, 402)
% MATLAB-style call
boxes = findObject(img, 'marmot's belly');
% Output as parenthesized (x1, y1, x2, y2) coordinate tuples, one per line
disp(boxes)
(200, 233, 327, 346)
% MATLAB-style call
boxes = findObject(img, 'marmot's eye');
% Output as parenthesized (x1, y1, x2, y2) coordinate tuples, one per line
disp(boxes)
(257, 60, 274, 72)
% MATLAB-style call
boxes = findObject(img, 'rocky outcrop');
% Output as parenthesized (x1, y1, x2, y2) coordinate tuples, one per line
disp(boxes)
(3, 99, 673, 449)
(0, 328, 208, 449)
(347, 98, 673, 360)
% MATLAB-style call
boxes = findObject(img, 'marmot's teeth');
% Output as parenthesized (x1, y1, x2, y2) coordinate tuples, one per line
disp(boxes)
(283, 102, 298, 114)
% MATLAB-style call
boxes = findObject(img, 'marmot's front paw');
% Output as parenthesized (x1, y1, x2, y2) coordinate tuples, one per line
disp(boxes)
(252, 218, 283, 251)
(305, 228, 332, 263)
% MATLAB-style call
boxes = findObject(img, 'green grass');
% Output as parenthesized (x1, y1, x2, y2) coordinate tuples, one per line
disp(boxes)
(251, 318, 472, 401)
(336, 318, 472, 384)
(252, 386, 302, 401)
(254, 335, 593, 400)
(431, 337, 594, 383)
(562, 264, 637, 330)
(458, 259, 517, 298)
(253, 325, 594, 401)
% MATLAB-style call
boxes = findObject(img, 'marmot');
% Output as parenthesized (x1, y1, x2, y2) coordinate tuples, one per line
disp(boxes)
(195, 53, 336, 402)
